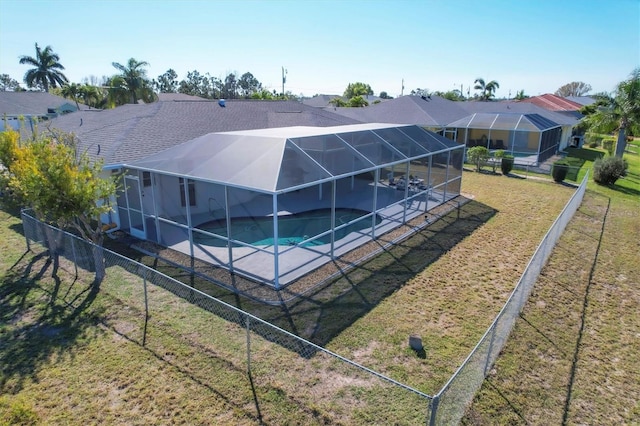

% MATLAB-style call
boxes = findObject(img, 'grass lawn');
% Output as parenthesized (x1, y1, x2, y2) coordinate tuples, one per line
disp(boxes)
(463, 139, 640, 424)
(1, 142, 636, 424)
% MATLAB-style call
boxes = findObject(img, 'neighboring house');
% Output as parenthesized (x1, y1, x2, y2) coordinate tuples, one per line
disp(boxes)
(325, 95, 583, 164)
(459, 100, 584, 156)
(156, 93, 208, 102)
(303, 93, 384, 108)
(302, 94, 343, 108)
(0, 91, 83, 132)
(518, 93, 583, 113)
(565, 96, 596, 107)
(446, 112, 562, 164)
(326, 95, 468, 131)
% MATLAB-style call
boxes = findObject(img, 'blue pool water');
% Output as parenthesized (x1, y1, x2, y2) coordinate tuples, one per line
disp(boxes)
(193, 208, 380, 247)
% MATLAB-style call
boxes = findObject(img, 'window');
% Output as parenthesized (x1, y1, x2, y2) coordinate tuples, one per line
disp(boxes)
(142, 171, 152, 187)
(179, 178, 196, 207)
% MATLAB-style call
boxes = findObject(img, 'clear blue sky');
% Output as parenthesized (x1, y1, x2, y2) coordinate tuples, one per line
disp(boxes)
(1, 0, 638, 98)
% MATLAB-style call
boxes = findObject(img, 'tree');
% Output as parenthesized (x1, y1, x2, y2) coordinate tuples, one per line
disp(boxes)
(153, 69, 179, 93)
(348, 95, 369, 107)
(410, 88, 431, 97)
(0, 74, 22, 91)
(238, 72, 262, 98)
(466, 146, 490, 172)
(19, 43, 68, 92)
(514, 89, 529, 100)
(328, 97, 348, 107)
(61, 83, 82, 109)
(111, 58, 155, 104)
(250, 89, 275, 100)
(178, 70, 217, 98)
(474, 78, 500, 101)
(78, 84, 106, 109)
(433, 90, 464, 101)
(583, 68, 640, 157)
(555, 81, 592, 97)
(222, 72, 239, 99)
(344, 82, 373, 98)
(0, 128, 118, 282)
(379, 91, 393, 99)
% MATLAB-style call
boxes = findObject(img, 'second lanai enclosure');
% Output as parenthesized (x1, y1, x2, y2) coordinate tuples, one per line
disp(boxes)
(116, 123, 464, 289)
(446, 112, 563, 164)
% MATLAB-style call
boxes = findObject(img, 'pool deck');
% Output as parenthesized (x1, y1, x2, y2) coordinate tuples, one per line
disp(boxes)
(162, 183, 453, 289)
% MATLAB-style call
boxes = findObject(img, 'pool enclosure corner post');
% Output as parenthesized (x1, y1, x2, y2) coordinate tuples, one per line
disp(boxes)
(224, 186, 234, 275)
(537, 131, 543, 165)
(183, 178, 194, 259)
(403, 161, 410, 224)
(150, 173, 161, 244)
(330, 180, 336, 259)
(372, 168, 379, 239)
(272, 193, 280, 289)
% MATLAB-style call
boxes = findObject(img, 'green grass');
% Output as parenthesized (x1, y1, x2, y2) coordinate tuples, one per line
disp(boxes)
(1, 151, 637, 424)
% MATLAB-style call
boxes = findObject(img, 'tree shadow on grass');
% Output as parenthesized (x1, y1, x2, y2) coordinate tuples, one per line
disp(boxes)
(0, 249, 105, 394)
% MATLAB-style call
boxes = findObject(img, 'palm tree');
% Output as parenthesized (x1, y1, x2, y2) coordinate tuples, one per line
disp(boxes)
(78, 84, 104, 109)
(111, 58, 154, 104)
(61, 83, 82, 109)
(19, 43, 68, 91)
(474, 78, 500, 101)
(585, 68, 640, 157)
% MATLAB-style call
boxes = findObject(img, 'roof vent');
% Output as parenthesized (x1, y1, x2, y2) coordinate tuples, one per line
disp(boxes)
(218, 99, 226, 108)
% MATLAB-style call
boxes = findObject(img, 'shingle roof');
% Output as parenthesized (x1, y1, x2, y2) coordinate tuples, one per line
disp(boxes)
(157, 93, 208, 102)
(566, 96, 596, 106)
(0, 91, 84, 115)
(326, 95, 468, 127)
(47, 100, 360, 165)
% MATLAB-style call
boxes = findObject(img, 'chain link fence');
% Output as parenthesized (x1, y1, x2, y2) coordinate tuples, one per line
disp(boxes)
(19, 171, 588, 424)
(21, 210, 434, 424)
(429, 171, 589, 425)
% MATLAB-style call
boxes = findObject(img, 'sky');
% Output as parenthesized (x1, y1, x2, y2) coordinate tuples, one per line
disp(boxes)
(1, 0, 638, 99)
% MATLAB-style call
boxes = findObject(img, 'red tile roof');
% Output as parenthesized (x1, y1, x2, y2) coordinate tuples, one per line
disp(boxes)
(519, 94, 583, 111)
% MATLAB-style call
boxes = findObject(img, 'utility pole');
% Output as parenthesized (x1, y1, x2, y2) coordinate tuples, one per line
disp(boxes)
(282, 67, 287, 97)
(401, 78, 404, 96)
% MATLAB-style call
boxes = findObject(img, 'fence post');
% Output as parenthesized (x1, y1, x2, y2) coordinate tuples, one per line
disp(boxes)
(142, 268, 149, 347)
(484, 323, 497, 376)
(70, 237, 78, 278)
(246, 315, 251, 375)
(428, 395, 439, 426)
(22, 211, 31, 252)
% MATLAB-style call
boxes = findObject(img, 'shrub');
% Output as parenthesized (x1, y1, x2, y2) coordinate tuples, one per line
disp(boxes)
(552, 160, 570, 183)
(593, 156, 628, 185)
(602, 139, 615, 155)
(585, 132, 603, 147)
(491, 150, 505, 173)
(501, 155, 514, 175)
(466, 146, 490, 172)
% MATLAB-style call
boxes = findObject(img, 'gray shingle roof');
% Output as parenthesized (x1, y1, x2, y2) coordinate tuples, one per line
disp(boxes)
(47, 100, 360, 165)
(325, 95, 469, 127)
(0, 91, 83, 115)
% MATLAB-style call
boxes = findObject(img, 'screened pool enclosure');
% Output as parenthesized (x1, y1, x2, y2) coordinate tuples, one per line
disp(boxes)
(118, 123, 465, 289)
(446, 113, 562, 165)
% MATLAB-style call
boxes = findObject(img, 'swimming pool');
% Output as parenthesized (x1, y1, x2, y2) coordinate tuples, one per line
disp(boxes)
(193, 208, 380, 247)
